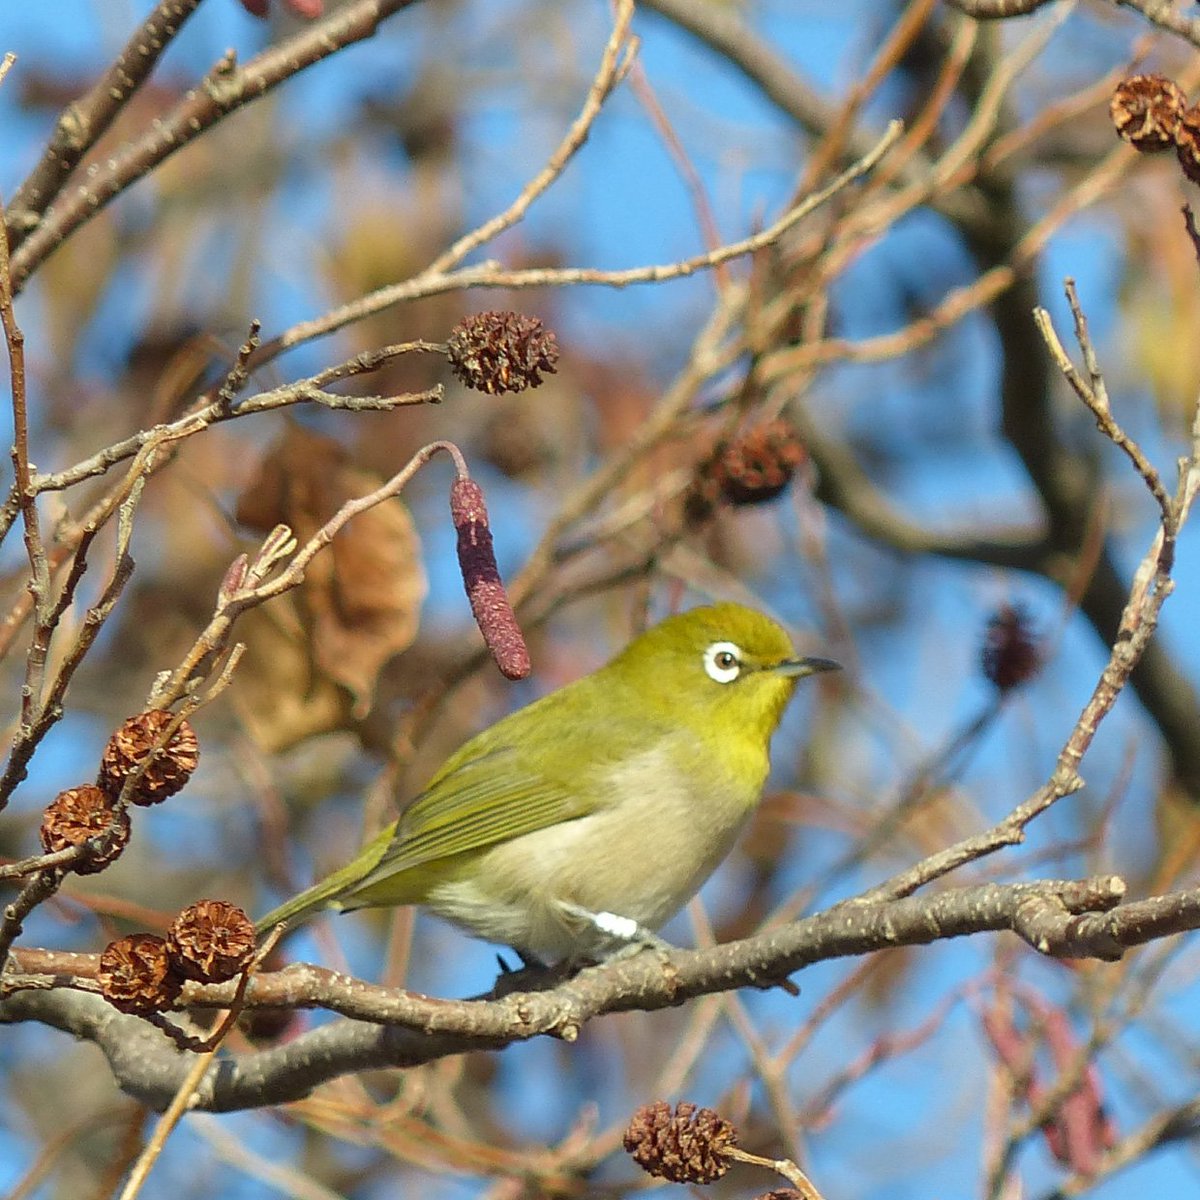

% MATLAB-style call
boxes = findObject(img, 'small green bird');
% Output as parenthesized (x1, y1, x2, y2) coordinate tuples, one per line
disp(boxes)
(256, 603, 838, 964)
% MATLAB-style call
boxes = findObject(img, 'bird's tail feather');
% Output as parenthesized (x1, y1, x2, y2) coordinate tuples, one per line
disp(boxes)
(254, 824, 398, 936)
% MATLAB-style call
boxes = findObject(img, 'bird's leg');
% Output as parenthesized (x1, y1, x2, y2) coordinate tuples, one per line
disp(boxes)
(554, 900, 674, 959)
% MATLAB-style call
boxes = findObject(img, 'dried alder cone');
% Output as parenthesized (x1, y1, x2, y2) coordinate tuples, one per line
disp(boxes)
(1110, 74, 1186, 151)
(97, 934, 183, 1015)
(1110, 74, 1200, 185)
(98, 709, 199, 805)
(167, 900, 256, 983)
(623, 1101, 738, 1185)
(1175, 107, 1200, 186)
(981, 603, 1042, 692)
(39, 785, 130, 874)
(446, 311, 559, 394)
(686, 419, 806, 521)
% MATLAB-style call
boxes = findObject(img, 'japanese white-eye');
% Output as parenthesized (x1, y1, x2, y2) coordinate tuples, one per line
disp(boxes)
(256, 603, 838, 963)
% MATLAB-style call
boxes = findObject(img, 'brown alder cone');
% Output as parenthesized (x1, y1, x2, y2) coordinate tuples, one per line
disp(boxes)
(97, 934, 183, 1014)
(98, 709, 199, 805)
(1175, 106, 1200, 185)
(982, 603, 1042, 692)
(446, 311, 559, 394)
(39, 785, 130, 874)
(1110, 74, 1186, 152)
(686, 419, 807, 522)
(167, 900, 256, 983)
(623, 1101, 737, 1184)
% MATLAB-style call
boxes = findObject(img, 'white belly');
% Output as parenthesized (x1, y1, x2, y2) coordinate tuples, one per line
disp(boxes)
(422, 743, 763, 962)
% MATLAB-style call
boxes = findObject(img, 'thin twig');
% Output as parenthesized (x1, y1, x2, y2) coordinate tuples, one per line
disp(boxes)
(4, 1, 205, 244)
(7, 0, 424, 289)
(149, 441, 469, 710)
(215, 319, 262, 409)
(424, 0, 638, 277)
(0, 462, 149, 804)
(0, 846, 85, 880)
(0, 166, 52, 731)
(864, 286, 1200, 902)
(268, 120, 904, 359)
(1034, 284, 1172, 523)
(20, 367, 443, 507)
(115, 939, 272, 1200)
(722, 1145, 827, 1199)
(0, 868, 63, 973)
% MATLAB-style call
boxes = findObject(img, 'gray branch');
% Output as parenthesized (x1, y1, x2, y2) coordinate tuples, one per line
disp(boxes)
(2, 877, 1142, 1112)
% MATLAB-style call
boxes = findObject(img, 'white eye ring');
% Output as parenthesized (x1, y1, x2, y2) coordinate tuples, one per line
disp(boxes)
(704, 641, 743, 684)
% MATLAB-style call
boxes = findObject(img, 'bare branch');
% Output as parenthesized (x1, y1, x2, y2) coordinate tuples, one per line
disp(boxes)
(2, 877, 1132, 1110)
(4, 0, 205, 245)
(7, 0, 424, 289)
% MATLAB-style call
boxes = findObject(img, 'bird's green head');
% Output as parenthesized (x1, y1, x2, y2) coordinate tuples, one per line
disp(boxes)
(607, 602, 840, 741)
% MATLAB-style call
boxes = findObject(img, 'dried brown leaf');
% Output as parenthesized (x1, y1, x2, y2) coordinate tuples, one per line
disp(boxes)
(233, 426, 426, 749)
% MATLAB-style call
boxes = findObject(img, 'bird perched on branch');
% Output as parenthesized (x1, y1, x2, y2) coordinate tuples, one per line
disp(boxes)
(256, 603, 839, 965)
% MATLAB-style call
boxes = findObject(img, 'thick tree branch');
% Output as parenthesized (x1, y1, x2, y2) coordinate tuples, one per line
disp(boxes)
(2, 877, 1132, 1110)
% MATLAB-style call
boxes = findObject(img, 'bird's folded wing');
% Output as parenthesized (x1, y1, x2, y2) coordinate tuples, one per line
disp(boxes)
(359, 745, 593, 882)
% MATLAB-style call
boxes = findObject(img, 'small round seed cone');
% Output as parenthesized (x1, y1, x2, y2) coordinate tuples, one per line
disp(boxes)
(39, 785, 130, 874)
(98, 934, 183, 1015)
(623, 1101, 738, 1185)
(99, 710, 199, 806)
(446, 311, 559, 395)
(167, 900, 256, 983)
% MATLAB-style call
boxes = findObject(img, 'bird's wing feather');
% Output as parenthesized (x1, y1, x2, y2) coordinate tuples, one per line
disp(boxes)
(357, 744, 594, 884)
(354, 677, 678, 897)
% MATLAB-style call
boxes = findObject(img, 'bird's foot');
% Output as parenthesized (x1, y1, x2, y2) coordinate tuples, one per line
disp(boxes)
(489, 950, 563, 998)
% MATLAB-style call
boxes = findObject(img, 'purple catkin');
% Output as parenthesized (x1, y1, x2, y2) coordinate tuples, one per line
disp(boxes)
(449, 478, 531, 680)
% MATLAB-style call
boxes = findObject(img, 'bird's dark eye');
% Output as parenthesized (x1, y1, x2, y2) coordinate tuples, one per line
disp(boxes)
(703, 641, 743, 684)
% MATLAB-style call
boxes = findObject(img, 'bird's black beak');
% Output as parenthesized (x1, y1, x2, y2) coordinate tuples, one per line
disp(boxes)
(773, 655, 842, 679)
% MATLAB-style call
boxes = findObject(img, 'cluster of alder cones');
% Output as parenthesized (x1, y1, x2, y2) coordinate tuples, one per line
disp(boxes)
(36, 708, 256, 1014)
(1111, 73, 1200, 183)
(97, 899, 256, 1015)
(39, 708, 200, 873)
